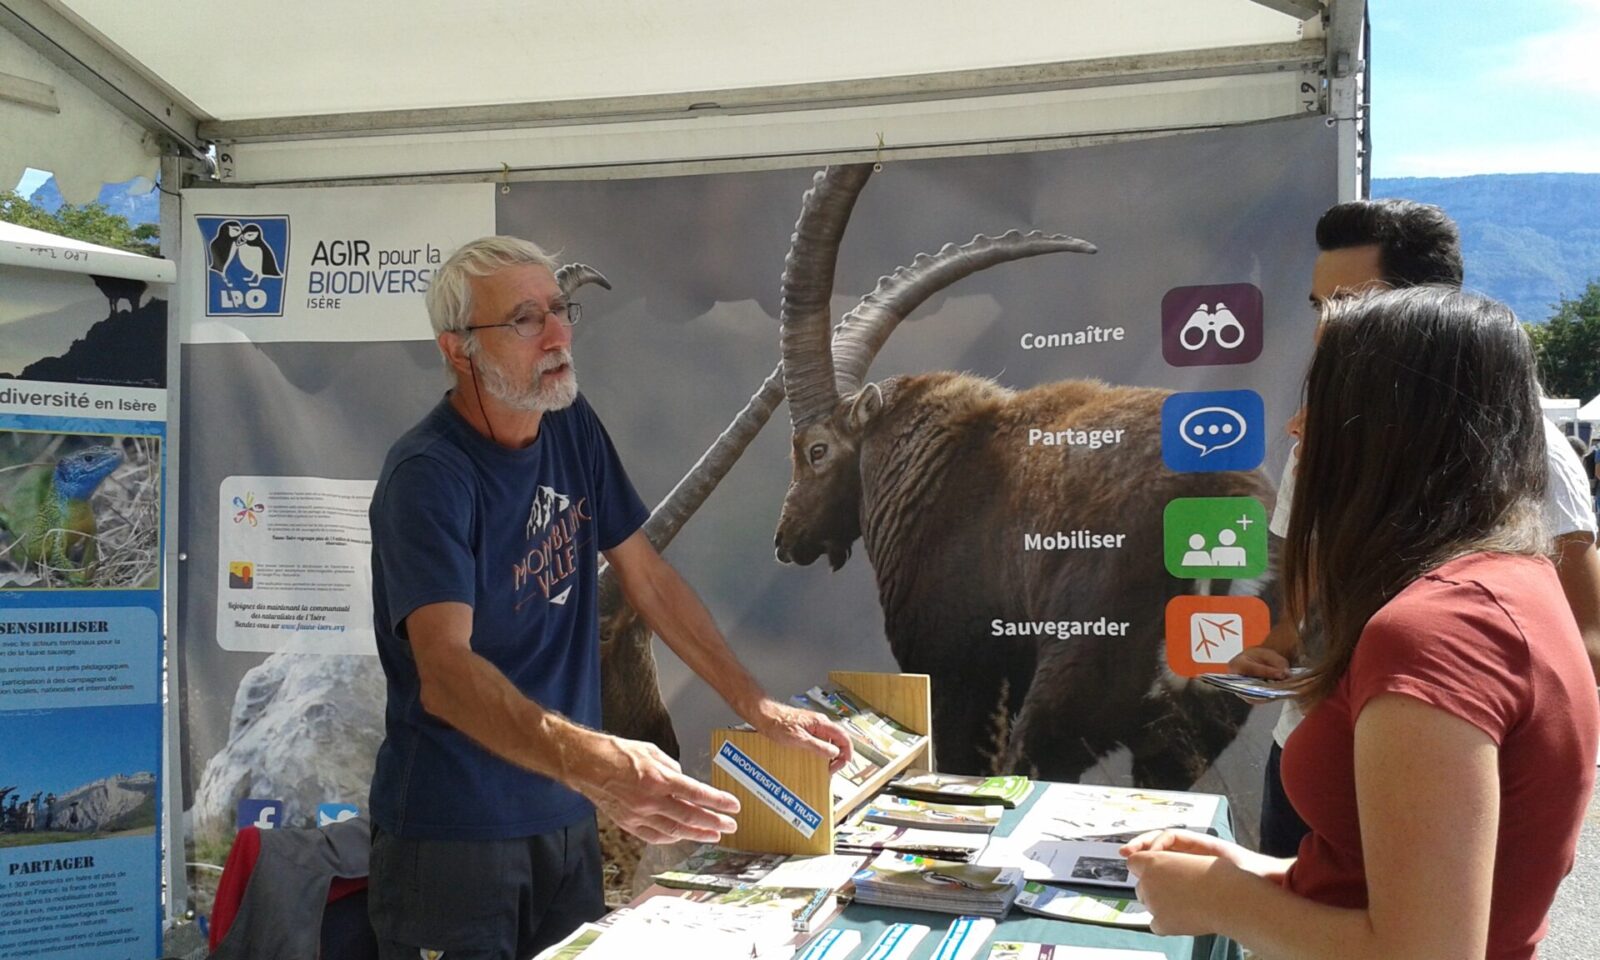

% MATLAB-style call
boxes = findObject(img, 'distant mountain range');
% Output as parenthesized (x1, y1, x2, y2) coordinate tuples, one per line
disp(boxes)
(1373, 173, 1600, 324)
(26, 171, 1598, 325)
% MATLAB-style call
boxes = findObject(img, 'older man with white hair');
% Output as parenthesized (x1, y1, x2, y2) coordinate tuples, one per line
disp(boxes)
(366, 236, 852, 960)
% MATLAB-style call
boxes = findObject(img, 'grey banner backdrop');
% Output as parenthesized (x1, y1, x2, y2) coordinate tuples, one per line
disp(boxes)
(178, 117, 1335, 883)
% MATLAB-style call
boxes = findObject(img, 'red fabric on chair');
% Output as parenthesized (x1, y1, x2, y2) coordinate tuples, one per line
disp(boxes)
(208, 826, 369, 952)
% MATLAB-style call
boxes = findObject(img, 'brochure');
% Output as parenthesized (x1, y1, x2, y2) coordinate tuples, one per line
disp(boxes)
(566, 896, 796, 959)
(851, 851, 1024, 918)
(861, 794, 1004, 834)
(930, 915, 996, 960)
(984, 944, 1166, 960)
(977, 838, 1134, 887)
(1196, 672, 1302, 700)
(1019, 782, 1221, 841)
(691, 884, 839, 934)
(887, 771, 1035, 808)
(1012, 881, 1153, 928)
(652, 845, 789, 891)
(834, 822, 990, 861)
(860, 922, 932, 960)
(757, 853, 868, 892)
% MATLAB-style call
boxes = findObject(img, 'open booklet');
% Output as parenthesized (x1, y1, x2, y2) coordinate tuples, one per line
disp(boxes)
(977, 782, 1220, 885)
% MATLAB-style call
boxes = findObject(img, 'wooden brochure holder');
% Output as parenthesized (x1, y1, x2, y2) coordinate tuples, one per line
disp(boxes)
(709, 670, 934, 855)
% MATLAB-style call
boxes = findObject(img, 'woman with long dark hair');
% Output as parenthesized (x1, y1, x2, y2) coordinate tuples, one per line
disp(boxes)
(1123, 287, 1598, 959)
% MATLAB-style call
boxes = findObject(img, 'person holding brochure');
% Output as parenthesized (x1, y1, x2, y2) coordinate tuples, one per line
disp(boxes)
(1231, 199, 1600, 858)
(1122, 287, 1599, 959)
(366, 236, 852, 960)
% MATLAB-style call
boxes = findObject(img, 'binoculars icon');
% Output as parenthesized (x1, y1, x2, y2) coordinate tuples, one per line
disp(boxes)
(1179, 303, 1246, 351)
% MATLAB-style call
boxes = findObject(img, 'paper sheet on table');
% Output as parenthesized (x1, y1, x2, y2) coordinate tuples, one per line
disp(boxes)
(1019, 782, 1221, 840)
(567, 896, 797, 959)
(756, 853, 866, 891)
(976, 837, 1134, 886)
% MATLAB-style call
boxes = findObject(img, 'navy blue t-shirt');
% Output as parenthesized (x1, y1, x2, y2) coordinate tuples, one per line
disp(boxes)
(368, 393, 649, 840)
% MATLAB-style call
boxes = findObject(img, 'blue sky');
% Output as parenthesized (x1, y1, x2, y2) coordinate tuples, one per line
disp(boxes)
(12, 4, 1600, 195)
(1372, 0, 1600, 177)
(2, 705, 160, 797)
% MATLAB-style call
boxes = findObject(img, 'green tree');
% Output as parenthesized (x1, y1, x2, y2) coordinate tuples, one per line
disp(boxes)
(1526, 279, 1600, 401)
(0, 190, 159, 258)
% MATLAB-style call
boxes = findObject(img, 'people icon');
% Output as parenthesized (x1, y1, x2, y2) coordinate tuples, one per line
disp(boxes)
(1182, 534, 1214, 566)
(1182, 529, 1248, 568)
(1211, 528, 1248, 566)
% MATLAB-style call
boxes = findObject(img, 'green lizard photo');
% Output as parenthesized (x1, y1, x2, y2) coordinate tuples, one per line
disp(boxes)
(0, 431, 161, 590)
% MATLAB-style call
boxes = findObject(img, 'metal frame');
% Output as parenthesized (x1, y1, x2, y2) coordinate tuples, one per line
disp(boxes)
(1324, 0, 1367, 201)
(158, 154, 190, 928)
(0, 0, 207, 158)
(1247, 0, 1324, 19)
(202, 39, 1323, 144)
(0, 67, 58, 111)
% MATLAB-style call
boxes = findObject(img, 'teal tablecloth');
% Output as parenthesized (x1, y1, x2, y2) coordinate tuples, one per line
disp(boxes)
(824, 785, 1243, 960)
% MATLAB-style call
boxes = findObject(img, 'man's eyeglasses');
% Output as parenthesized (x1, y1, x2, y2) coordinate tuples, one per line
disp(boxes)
(462, 302, 582, 339)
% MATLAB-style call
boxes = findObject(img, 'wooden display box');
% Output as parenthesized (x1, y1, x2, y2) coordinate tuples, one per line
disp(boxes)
(709, 670, 934, 855)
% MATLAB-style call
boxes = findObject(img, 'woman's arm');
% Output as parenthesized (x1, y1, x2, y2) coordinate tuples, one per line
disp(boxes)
(1130, 693, 1500, 959)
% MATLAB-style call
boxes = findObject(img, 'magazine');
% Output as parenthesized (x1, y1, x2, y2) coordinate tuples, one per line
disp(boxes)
(887, 771, 1034, 808)
(1012, 881, 1153, 929)
(851, 851, 1024, 918)
(861, 794, 1004, 834)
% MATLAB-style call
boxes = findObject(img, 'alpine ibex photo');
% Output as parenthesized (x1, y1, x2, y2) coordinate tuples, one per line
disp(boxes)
(772, 164, 1278, 788)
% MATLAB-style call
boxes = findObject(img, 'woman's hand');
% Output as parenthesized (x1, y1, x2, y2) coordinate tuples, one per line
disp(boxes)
(1122, 828, 1290, 883)
(1124, 847, 1242, 937)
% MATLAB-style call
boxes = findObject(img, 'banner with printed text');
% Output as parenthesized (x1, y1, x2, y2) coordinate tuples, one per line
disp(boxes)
(0, 261, 167, 959)
(175, 123, 1335, 915)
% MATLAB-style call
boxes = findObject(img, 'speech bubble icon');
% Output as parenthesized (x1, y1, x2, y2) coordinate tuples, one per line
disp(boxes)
(1178, 406, 1248, 457)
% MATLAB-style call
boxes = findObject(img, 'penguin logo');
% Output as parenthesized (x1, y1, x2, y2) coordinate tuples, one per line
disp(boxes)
(205, 219, 243, 286)
(234, 223, 284, 287)
(198, 214, 289, 317)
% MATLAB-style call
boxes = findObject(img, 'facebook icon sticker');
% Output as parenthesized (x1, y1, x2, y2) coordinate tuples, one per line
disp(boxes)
(237, 798, 284, 830)
(1161, 389, 1266, 473)
(198, 215, 289, 317)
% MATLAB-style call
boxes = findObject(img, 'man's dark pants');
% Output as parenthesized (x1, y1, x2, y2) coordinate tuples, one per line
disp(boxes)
(1258, 741, 1311, 858)
(369, 817, 605, 959)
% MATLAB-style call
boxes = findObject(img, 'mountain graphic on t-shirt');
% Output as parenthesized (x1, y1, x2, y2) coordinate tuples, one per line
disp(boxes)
(525, 485, 572, 540)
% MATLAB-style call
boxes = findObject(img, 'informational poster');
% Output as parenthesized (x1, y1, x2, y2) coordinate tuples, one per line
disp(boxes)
(0, 264, 166, 959)
(176, 120, 1334, 905)
(214, 475, 375, 654)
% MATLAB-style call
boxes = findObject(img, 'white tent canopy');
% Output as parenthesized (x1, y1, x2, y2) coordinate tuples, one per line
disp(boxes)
(1579, 394, 1600, 423)
(0, 218, 174, 283)
(3, 0, 1363, 190)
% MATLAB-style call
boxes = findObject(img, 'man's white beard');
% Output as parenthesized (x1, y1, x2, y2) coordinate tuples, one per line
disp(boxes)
(476, 347, 579, 412)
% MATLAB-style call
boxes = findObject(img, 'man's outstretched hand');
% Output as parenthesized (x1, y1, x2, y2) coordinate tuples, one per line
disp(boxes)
(571, 733, 740, 845)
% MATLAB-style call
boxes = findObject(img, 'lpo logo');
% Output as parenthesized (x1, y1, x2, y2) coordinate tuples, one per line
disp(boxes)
(199, 216, 289, 317)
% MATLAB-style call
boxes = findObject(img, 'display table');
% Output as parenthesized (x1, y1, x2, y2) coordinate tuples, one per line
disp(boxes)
(820, 784, 1243, 960)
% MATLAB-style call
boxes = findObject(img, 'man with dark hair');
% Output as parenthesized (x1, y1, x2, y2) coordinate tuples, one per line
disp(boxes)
(1231, 197, 1600, 858)
(1311, 198, 1465, 289)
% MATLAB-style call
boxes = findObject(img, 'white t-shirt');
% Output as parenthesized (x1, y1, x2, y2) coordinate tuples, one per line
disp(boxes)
(1269, 419, 1598, 746)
